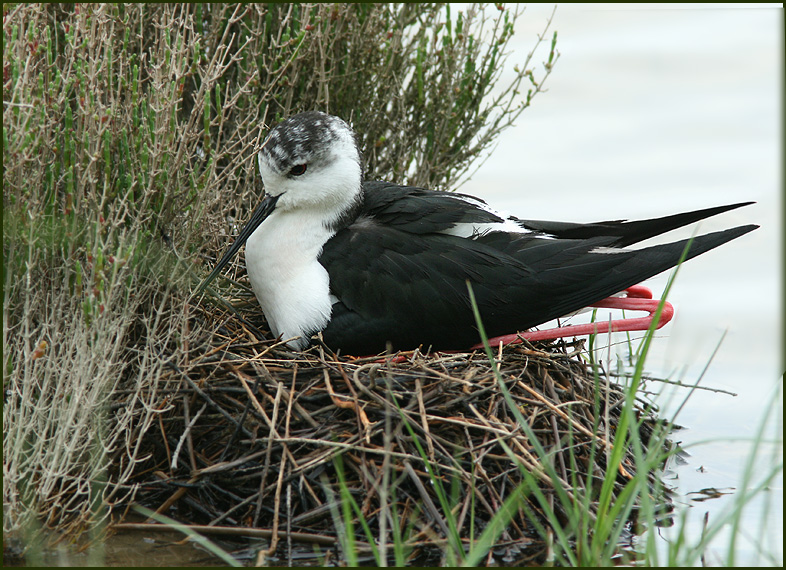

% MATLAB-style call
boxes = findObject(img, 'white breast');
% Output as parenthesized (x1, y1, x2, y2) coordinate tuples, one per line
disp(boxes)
(245, 209, 335, 349)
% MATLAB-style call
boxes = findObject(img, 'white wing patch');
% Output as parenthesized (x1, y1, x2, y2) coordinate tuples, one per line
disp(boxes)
(589, 246, 626, 254)
(442, 218, 541, 238)
(439, 195, 554, 239)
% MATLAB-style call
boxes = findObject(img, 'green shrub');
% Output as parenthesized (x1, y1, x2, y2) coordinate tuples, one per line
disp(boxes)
(2, 3, 557, 538)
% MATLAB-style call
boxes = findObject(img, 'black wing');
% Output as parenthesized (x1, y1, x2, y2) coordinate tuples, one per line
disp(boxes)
(355, 181, 504, 233)
(512, 201, 755, 246)
(319, 184, 757, 354)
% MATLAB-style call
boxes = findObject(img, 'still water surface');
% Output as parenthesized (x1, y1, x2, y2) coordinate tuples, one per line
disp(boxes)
(461, 4, 782, 565)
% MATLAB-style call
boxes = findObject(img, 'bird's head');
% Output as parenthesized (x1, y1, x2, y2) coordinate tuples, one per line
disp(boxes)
(257, 111, 362, 218)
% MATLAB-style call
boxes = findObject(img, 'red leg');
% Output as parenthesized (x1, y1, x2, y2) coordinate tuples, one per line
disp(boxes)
(476, 286, 674, 349)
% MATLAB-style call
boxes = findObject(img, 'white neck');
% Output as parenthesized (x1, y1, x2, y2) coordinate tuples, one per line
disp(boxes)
(244, 206, 337, 349)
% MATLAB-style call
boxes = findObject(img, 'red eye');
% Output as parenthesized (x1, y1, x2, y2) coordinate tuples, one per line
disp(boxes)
(289, 164, 307, 176)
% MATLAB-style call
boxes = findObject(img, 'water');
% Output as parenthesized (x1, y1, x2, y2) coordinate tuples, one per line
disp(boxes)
(2, 528, 229, 567)
(461, 4, 782, 565)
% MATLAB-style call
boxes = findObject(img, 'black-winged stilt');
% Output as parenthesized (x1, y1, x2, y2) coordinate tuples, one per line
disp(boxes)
(197, 111, 757, 355)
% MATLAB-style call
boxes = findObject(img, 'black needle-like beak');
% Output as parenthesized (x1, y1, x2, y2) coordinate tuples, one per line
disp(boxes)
(195, 193, 281, 295)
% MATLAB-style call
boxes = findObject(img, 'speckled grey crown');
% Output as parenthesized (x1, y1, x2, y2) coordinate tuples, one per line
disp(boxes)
(260, 111, 357, 175)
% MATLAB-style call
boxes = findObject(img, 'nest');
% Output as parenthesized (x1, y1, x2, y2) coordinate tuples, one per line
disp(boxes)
(112, 299, 672, 565)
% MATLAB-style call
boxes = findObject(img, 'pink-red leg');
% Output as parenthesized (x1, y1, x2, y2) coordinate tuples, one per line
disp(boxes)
(357, 285, 674, 360)
(475, 285, 674, 349)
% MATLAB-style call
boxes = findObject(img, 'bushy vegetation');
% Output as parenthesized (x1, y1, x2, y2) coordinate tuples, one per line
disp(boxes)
(3, 2, 557, 540)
